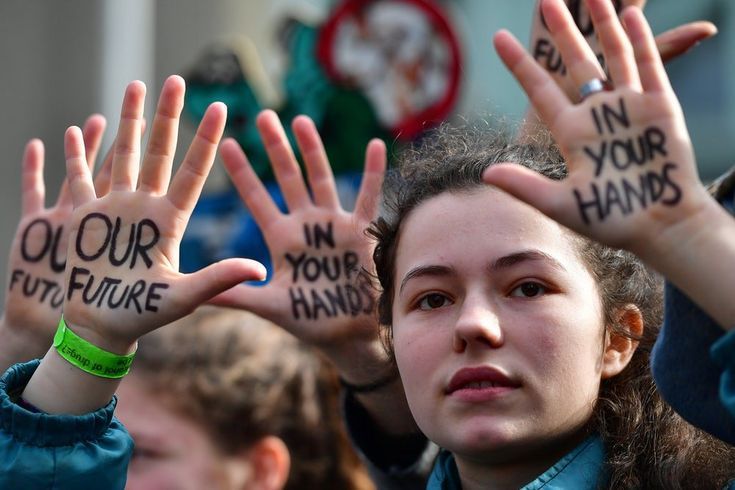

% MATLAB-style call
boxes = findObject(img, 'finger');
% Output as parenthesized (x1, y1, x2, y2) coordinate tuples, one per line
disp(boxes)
(83, 114, 107, 169)
(256, 110, 311, 211)
(586, 0, 640, 89)
(95, 119, 146, 198)
(494, 30, 570, 126)
(58, 114, 107, 207)
(111, 81, 146, 191)
(655, 21, 717, 63)
(292, 115, 340, 209)
(483, 164, 567, 224)
(624, 0, 645, 8)
(354, 139, 386, 222)
(221, 138, 282, 231)
(623, 6, 672, 93)
(167, 102, 227, 216)
(21, 139, 45, 215)
(64, 127, 96, 208)
(542, 0, 606, 88)
(177, 258, 267, 308)
(139, 75, 185, 195)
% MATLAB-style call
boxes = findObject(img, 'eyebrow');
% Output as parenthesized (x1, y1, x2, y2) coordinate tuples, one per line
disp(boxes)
(398, 250, 567, 295)
(490, 250, 567, 273)
(399, 265, 454, 295)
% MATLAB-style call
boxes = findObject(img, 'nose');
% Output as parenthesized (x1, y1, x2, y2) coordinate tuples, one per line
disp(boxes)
(452, 295, 503, 353)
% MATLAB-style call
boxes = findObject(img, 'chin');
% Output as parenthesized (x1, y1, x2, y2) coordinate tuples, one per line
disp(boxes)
(435, 420, 526, 459)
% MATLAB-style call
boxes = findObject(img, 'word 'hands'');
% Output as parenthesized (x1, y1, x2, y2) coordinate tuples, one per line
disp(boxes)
(3, 116, 106, 344)
(529, 0, 716, 103)
(63, 77, 265, 354)
(487, 0, 711, 253)
(211, 110, 386, 348)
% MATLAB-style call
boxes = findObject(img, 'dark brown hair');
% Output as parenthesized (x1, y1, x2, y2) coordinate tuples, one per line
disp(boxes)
(131, 306, 374, 490)
(369, 122, 735, 489)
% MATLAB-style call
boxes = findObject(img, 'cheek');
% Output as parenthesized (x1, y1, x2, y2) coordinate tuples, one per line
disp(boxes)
(513, 308, 605, 387)
(393, 322, 446, 401)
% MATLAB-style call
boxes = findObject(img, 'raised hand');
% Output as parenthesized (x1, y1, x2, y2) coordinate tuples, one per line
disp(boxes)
(213, 110, 386, 349)
(0, 116, 105, 369)
(21, 76, 266, 414)
(486, 0, 713, 256)
(60, 76, 266, 355)
(214, 112, 419, 435)
(528, 0, 716, 104)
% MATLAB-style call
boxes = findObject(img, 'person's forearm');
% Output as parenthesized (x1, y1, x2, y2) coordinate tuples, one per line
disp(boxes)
(354, 382, 419, 436)
(21, 322, 135, 415)
(0, 317, 51, 373)
(321, 337, 419, 436)
(20, 347, 121, 414)
(639, 196, 735, 331)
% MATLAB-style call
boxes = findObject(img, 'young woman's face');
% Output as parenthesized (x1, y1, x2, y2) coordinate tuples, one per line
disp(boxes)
(117, 375, 251, 490)
(392, 187, 606, 465)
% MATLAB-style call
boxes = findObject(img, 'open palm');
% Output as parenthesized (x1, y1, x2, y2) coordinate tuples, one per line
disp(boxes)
(211, 110, 386, 348)
(62, 76, 265, 354)
(487, 0, 711, 253)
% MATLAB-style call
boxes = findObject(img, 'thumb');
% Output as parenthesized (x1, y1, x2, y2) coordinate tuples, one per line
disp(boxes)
(654, 21, 717, 63)
(178, 258, 267, 307)
(483, 164, 567, 222)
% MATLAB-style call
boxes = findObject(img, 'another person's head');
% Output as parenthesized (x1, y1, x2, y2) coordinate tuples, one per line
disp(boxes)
(370, 123, 735, 488)
(116, 306, 373, 490)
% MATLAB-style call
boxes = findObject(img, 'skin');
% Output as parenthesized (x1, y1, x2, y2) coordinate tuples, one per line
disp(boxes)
(520, 0, 717, 138)
(0, 116, 107, 372)
(486, 0, 735, 329)
(21, 76, 265, 415)
(117, 375, 246, 490)
(392, 187, 629, 490)
(210, 112, 417, 435)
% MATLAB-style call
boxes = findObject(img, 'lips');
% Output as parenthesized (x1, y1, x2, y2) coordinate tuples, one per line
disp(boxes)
(446, 366, 520, 395)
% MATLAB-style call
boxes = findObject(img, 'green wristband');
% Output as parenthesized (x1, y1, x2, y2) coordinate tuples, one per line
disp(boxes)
(53, 316, 136, 379)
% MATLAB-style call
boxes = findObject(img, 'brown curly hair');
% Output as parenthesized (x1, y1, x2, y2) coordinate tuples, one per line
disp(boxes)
(369, 122, 735, 489)
(131, 306, 374, 490)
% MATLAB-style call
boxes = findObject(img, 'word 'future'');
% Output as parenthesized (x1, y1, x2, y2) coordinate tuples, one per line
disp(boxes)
(8, 218, 66, 308)
(66, 213, 169, 313)
(574, 98, 682, 224)
(534, 0, 620, 75)
(287, 222, 374, 320)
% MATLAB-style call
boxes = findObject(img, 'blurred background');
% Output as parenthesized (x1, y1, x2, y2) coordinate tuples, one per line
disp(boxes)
(1, 0, 733, 305)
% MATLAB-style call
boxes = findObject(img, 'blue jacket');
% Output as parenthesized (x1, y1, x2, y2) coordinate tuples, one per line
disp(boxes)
(0, 360, 132, 490)
(713, 330, 735, 423)
(651, 167, 735, 445)
(427, 436, 605, 490)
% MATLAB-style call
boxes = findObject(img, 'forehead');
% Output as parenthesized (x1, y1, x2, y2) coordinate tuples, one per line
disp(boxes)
(394, 188, 585, 275)
(117, 376, 203, 449)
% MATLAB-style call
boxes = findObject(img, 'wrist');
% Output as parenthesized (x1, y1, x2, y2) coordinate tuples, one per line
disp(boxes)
(319, 335, 394, 387)
(61, 317, 137, 356)
(0, 316, 51, 371)
(22, 347, 122, 415)
(631, 189, 719, 265)
(53, 316, 136, 379)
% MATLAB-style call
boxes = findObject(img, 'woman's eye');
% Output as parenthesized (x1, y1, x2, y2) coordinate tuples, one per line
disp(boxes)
(418, 293, 451, 310)
(510, 282, 547, 298)
(131, 447, 161, 461)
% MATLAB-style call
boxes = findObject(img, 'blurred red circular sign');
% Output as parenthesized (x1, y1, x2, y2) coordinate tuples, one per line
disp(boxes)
(318, 0, 462, 140)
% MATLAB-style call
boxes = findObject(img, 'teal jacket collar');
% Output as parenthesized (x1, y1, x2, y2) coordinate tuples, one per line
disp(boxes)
(427, 435, 605, 489)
